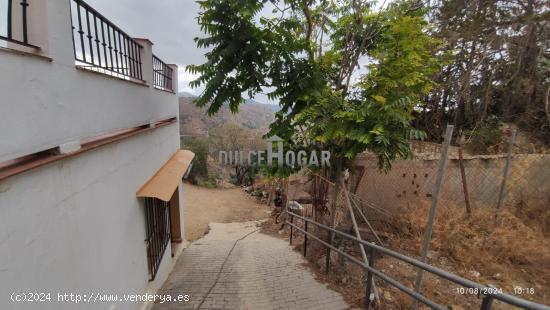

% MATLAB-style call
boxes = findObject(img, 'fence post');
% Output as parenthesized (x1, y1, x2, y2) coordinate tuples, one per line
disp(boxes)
(289, 214, 293, 245)
(480, 295, 494, 310)
(303, 220, 308, 257)
(325, 246, 330, 273)
(411, 125, 454, 309)
(495, 129, 517, 222)
(365, 247, 375, 309)
(458, 147, 472, 216)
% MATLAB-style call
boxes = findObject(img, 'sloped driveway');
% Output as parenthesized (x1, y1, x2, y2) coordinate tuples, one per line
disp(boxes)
(152, 221, 348, 310)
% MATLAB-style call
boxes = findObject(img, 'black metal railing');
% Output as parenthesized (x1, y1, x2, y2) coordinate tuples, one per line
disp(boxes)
(152, 54, 173, 92)
(70, 0, 143, 81)
(1, 0, 39, 48)
(144, 198, 171, 281)
(286, 211, 550, 310)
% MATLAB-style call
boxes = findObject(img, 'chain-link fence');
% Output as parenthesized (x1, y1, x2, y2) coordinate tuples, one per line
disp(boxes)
(353, 137, 550, 227)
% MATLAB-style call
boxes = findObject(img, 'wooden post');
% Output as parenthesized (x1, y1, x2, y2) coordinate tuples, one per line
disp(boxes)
(349, 196, 384, 246)
(326, 159, 342, 274)
(303, 220, 308, 257)
(458, 147, 472, 217)
(289, 214, 293, 245)
(365, 247, 375, 309)
(342, 179, 379, 304)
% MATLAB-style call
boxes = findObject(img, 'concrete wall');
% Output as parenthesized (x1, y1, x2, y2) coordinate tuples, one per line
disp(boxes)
(354, 154, 550, 213)
(0, 0, 178, 163)
(0, 1, 184, 309)
(0, 125, 182, 310)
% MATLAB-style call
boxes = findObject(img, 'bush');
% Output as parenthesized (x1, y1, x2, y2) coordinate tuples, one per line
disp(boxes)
(463, 118, 504, 154)
(196, 177, 217, 189)
(181, 137, 210, 184)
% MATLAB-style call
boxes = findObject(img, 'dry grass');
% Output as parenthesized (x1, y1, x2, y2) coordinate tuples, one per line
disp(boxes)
(380, 200, 550, 308)
(266, 199, 550, 309)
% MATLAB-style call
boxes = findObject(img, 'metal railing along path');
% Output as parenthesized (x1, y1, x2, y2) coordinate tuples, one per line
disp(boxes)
(286, 211, 550, 310)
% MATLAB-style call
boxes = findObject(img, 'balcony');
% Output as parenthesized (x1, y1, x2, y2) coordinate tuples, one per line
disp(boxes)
(70, 0, 144, 82)
(0, 0, 39, 49)
(0, 0, 179, 166)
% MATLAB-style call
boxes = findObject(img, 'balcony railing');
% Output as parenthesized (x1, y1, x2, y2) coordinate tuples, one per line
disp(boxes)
(152, 54, 173, 92)
(70, 0, 143, 81)
(1, 0, 39, 48)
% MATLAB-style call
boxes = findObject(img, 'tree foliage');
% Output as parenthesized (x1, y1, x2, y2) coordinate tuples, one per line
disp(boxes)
(188, 0, 443, 171)
(209, 123, 264, 185)
(181, 137, 210, 184)
(417, 0, 550, 147)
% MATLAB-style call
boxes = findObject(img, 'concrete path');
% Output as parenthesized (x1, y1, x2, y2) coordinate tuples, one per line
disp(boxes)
(152, 221, 349, 310)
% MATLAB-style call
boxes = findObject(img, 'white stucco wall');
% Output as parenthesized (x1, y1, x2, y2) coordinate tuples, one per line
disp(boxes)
(0, 124, 182, 310)
(0, 0, 178, 163)
(0, 0, 185, 309)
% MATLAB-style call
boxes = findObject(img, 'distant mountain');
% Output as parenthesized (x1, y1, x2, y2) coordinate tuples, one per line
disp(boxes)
(179, 96, 279, 137)
(245, 98, 264, 105)
(178, 91, 198, 98)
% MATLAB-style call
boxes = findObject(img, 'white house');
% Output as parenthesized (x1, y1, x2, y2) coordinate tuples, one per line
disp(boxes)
(0, 1, 192, 309)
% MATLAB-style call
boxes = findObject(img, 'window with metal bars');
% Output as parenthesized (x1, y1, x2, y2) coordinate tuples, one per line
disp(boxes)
(152, 55, 173, 92)
(69, 0, 143, 81)
(144, 198, 171, 281)
(1, 0, 39, 49)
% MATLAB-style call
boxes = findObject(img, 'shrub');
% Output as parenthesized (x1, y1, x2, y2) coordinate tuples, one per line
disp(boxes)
(181, 137, 210, 184)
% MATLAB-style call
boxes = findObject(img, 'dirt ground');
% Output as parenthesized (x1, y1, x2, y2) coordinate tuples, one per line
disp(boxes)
(183, 182, 270, 241)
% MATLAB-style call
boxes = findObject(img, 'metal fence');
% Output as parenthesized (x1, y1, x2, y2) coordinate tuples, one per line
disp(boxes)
(278, 125, 549, 308)
(1, 0, 38, 48)
(286, 211, 550, 310)
(353, 131, 550, 222)
(70, 0, 143, 81)
(144, 197, 171, 281)
(152, 54, 174, 92)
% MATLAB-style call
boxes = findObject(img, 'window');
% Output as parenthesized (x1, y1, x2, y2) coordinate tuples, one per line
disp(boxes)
(144, 197, 171, 281)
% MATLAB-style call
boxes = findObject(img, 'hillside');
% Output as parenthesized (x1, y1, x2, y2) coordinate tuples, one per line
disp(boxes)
(179, 95, 279, 136)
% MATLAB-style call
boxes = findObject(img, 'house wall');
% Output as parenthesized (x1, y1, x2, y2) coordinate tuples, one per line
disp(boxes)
(0, 125, 181, 310)
(0, 0, 184, 309)
(0, 0, 177, 163)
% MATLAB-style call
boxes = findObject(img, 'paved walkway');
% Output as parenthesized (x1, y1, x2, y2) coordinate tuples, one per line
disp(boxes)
(153, 221, 349, 310)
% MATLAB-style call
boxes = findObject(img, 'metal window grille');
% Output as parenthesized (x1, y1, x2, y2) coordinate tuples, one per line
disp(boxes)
(1, 0, 38, 48)
(152, 54, 173, 92)
(70, 0, 143, 81)
(144, 198, 171, 281)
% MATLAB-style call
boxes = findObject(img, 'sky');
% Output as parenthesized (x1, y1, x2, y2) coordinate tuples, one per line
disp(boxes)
(86, 0, 277, 104)
(0, 0, 7, 46)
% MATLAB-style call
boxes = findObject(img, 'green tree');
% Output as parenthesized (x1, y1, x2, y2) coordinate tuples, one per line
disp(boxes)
(209, 123, 265, 185)
(188, 0, 442, 172)
(181, 137, 210, 184)
(417, 0, 550, 147)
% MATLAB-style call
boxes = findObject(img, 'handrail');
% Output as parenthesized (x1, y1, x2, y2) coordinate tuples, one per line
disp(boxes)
(286, 211, 550, 310)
